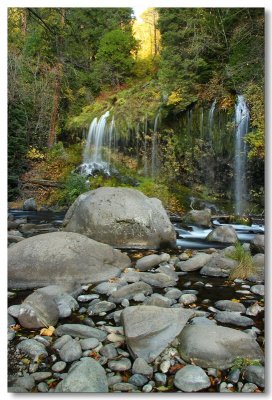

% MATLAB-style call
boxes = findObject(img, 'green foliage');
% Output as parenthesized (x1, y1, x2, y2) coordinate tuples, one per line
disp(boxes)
(230, 357, 262, 372)
(58, 173, 88, 205)
(227, 242, 256, 280)
(46, 142, 67, 162)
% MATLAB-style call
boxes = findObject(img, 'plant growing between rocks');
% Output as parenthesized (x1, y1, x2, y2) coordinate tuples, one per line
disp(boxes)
(227, 242, 256, 280)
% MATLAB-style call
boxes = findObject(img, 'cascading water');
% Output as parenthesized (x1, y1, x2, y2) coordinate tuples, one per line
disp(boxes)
(208, 99, 217, 135)
(151, 111, 160, 178)
(234, 95, 250, 215)
(79, 111, 111, 175)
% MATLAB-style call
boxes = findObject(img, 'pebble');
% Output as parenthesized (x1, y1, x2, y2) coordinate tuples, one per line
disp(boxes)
(142, 383, 153, 392)
(107, 374, 122, 387)
(52, 361, 67, 373)
(128, 374, 149, 387)
(250, 285, 264, 296)
(31, 372, 52, 382)
(37, 382, 48, 392)
(77, 294, 99, 302)
(227, 368, 240, 383)
(108, 358, 132, 371)
(112, 382, 138, 392)
(179, 293, 197, 305)
(133, 293, 146, 302)
(132, 358, 153, 377)
(205, 283, 213, 288)
(79, 338, 99, 350)
(59, 339, 82, 362)
(100, 344, 118, 359)
(154, 372, 167, 385)
(241, 383, 258, 392)
(121, 299, 130, 307)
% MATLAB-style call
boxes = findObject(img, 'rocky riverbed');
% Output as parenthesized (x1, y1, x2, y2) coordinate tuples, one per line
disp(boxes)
(8, 227, 265, 392)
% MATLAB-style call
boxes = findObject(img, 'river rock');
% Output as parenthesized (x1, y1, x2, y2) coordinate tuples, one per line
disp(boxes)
(174, 365, 211, 392)
(18, 291, 59, 329)
(214, 311, 254, 327)
(243, 365, 264, 388)
(17, 339, 48, 360)
(155, 265, 179, 280)
(138, 272, 177, 288)
(250, 234, 264, 254)
(23, 198, 37, 211)
(108, 282, 153, 303)
(8, 231, 130, 289)
(108, 358, 132, 371)
(249, 254, 265, 282)
(55, 324, 107, 341)
(136, 254, 166, 271)
(178, 325, 263, 369)
(214, 300, 246, 313)
(87, 301, 116, 315)
(132, 358, 153, 376)
(55, 357, 108, 392)
(200, 254, 238, 277)
(179, 293, 197, 305)
(121, 305, 194, 362)
(59, 339, 82, 362)
(144, 293, 172, 307)
(250, 284, 264, 296)
(93, 280, 127, 295)
(178, 253, 212, 272)
(62, 187, 176, 249)
(182, 209, 211, 228)
(206, 226, 238, 243)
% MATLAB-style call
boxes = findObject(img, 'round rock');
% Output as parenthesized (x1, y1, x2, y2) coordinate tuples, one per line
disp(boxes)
(174, 365, 211, 392)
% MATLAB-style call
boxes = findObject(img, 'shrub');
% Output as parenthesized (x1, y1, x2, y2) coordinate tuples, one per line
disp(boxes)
(227, 242, 256, 280)
(58, 173, 88, 205)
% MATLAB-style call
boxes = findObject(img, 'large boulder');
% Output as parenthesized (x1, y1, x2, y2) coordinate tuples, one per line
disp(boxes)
(206, 226, 238, 244)
(8, 232, 130, 289)
(250, 234, 265, 254)
(121, 305, 194, 362)
(178, 325, 263, 370)
(182, 209, 211, 228)
(62, 187, 176, 249)
(23, 197, 37, 211)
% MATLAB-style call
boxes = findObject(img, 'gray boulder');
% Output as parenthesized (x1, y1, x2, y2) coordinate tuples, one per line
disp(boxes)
(178, 253, 212, 272)
(182, 209, 211, 228)
(23, 198, 37, 211)
(200, 254, 238, 277)
(63, 187, 176, 249)
(55, 357, 108, 392)
(121, 305, 194, 362)
(214, 300, 246, 313)
(206, 226, 238, 244)
(178, 325, 263, 369)
(215, 311, 254, 327)
(17, 339, 48, 360)
(250, 234, 264, 254)
(174, 365, 211, 392)
(8, 232, 130, 289)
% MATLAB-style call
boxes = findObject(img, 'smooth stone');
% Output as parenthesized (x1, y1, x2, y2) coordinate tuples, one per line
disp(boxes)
(59, 339, 82, 362)
(9, 374, 35, 391)
(8, 304, 21, 318)
(160, 360, 171, 373)
(55, 324, 107, 341)
(136, 254, 166, 271)
(112, 382, 138, 392)
(87, 301, 116, 315)
(179, 253, 190, 261)
(250, 284, 264, 296)
(121, 299, 130, 307)
(154, 372, 167, 385)
(8, 314, 16, 327)
(77, 294, 99, 302)
(190, 317, 217, 325)
(244, 365, 264, 388)
(182, 209, 211, 228)
(108, 358, 132, 371)
(144, 293, 172, 307)
(164, 288, 182, 299)
(31, 372, 52, 382)
(53, 335, 73, 350)
(138, 272, 177, 288)
(16, 339, 48, 360)
(214, 300, 246, 313)
(178, 253, 212, 272)
(23, 198, 37, 211)
(250, 234, 264, 254)
(156, 265, 179, 281)
(79, 338, 99, 350)
(121, 270, 141, 283)
(241, 383, 258, 392)
(108, 282, 153, 303)
(132, 358, 153, 377)
(206, 226, 238, 243)
(52, 361, 67, 372)
(94, 281, 127, 295)
(62, 187, 176, 249)
(128, 374, 149, 387)
(37, 382, 49, 392)
(107, 374, 122, 387)
(178, 325, 263, 369)
(215, 311, 254, 327)
(121, 305, 194, 362)
(246, 302, 264, 316)
(142, 383, 153, 392)
(200, 254, 238, 277)
(55, 357, 108, 392)
(227, 368, 240, 384)
(174, 365, 211, 392)
(133, 293, 146, 302)
(179, 293, 197, 305)
(100, 344, 118, 359)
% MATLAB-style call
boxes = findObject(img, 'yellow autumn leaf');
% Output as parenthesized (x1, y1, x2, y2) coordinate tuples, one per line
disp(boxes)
(231, 298, 240, 303)
(40, 326, 55, 336)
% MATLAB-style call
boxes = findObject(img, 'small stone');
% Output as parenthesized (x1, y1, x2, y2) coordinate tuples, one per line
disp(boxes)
(107, 333, 125, 343)
(112, 382, 138, 392)
(52, 335, 72, 350)
(31, 372, 52, 382)
(207, 368, 218, 377)
(174, 365, 211, 392)
(128, 374, 148, 387)
(108, 358, 131, 371)
(250, 285, 264, 296)
(52, 361, 67, 373)
(121, 299, 130, 307)
(183, 281, 191, 287)
(132, 358, 153, 377)
(133, 293, 146, 302)
(107, 374, 122, 387)
(243, 365, 264, 388)
(37, 382, 48, 392)
(77, 294, 99, 302)
(179, 293, 197, 305)
(241, 383, 258, 392)
(160, 360, 171, 373)
(154, 372, 167, 385)
(79, 338, 99, 350)
(59, 339, 82, 362)
(142, 383, 153, 392)
(100, 344, 118, 359)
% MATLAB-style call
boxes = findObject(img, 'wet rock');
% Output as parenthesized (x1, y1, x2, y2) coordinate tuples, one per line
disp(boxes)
(17, 339, 48, 360)
(144, 293, 172, 307)
(244, 365, 264, 388)
(8, 304, 21, 318)
(37, 382, 49, 392)
(138, 272, 177, 288)
(59, 339, 82, 362)
(178, 253, 212, 272)
(23, 198, 37, 211)
(200, 254, 238, 277)
(154, 372, 167, 385)
(174, 365, 211, 392)
(121, 270, 141, 283)
(164, 288, 182, 300)
(87, 301, 116, 315)
(128, 374, 149, 387)
(8, 232, 130, 289)
(179, 293, 197, 305)
(142, 383, 153, 392)
(136, 254, 168, 271)
(107, 374, 122, 387)
(214, 300, 246, 313)
(108, 358, 132, 371)
(215, 311, 254, 327)
(108, 282, 153, 303)
(227, 369, 240, 384)
(250, 234, 264, 254)
(182, 209, 211, 228)
(132, 358, 153, 377)
(178, 325, 263, 369)
(55, 357, 108, 392)
(121, 305, 194, 362)
(100, 343, 118, 359)
(52, 361, 67, 372)
(63, 187, 176, 249)
(206, 226, 238, 244)
(53, 335, 72, 350)
(55, 324, 107, 341)
(250, 284, 264, 296)
(79, 338, 100, 350)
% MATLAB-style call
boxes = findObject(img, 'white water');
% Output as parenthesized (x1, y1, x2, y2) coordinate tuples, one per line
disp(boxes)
(151, 111, 160, 178)
(234, 95, 250, 215)
(208, 99, 216, 135)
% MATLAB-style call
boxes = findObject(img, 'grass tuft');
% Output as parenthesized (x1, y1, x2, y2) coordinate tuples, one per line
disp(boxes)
(227, 242, 256, 280)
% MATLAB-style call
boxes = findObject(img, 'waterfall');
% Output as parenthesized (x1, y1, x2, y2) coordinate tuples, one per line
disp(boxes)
(144, 117, 148, 176)
(151, 111, 160, 178)
(208, 99, 216, 138)
(234, 95, 250, 215)
(79, 111, 111, 175)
